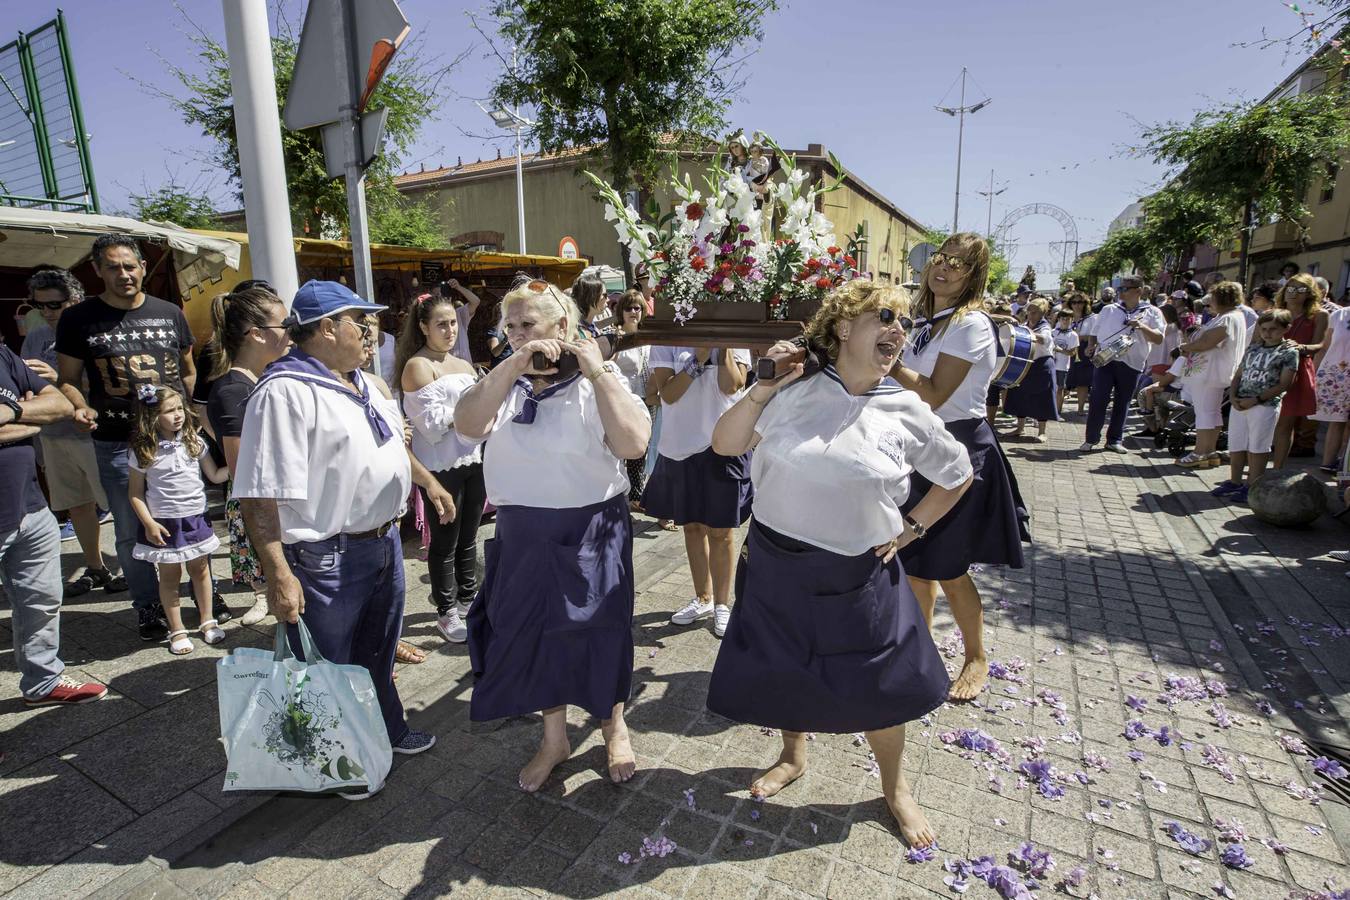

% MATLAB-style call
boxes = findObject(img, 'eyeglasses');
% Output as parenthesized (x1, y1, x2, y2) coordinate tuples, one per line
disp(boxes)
(929, 251, 971, 272)
(877, 308, 913, 330)
(339, 317, 373, 339)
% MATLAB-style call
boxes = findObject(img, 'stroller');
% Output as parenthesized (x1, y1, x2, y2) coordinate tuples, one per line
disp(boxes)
(1153, 395, 1230, 459)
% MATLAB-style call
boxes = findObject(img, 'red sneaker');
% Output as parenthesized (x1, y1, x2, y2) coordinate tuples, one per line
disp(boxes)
(24, 676, 108, 706)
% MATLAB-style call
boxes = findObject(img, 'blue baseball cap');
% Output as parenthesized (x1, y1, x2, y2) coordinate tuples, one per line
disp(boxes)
(288, 280, 386, 325)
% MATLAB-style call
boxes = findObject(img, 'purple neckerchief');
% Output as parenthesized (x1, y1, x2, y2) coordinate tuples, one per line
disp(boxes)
(511, 373, 582, 425)
(254, 347, 394, 445)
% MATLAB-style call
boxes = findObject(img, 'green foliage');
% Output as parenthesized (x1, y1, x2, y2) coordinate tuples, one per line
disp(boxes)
(128, 183, 221, 230)
(140, 6, 453, 246)
(1142, 90, 1350, 233)
(1139, 185, 1232, 266)
(485, 0, 779, 193)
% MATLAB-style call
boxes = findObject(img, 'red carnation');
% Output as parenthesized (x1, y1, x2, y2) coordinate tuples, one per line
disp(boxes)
(816, 275, 833, 289)
(843, 254, 857, 267)
(735, 262, 752, 277)
(686, 202, 704, 220)
(691, 255, 707, 271)
(827, 246, 841, 256)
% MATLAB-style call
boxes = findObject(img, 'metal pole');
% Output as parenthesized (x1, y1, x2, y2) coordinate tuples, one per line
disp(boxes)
(985, 169, 995, 237)
(16, 32, 59, 203)
(515, 119, 526, 254)
(56, 11, 99, 213)
(953, 67, 965, 234)
(222, 0, 300, 305)
(331, 0, 375, 308)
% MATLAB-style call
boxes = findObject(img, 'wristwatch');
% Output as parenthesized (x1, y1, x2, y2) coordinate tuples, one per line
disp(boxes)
(587, 361, 619, 383)
(904, 514, 927, 539)
(1, 398, 22, 424)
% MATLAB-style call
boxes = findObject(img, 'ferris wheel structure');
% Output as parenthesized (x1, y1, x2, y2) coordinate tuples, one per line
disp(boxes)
(993, 203, 1079, 277)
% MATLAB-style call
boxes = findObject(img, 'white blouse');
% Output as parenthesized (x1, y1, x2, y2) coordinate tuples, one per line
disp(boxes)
(751, 369, 972, 556)
(900, 312, 998, 423)
(403, 372, 482, 472)
(649, 346, 751, 459)
(459, 374, 650, 509)
(613, 344, 651, 400)
(129, 438, 208, 519)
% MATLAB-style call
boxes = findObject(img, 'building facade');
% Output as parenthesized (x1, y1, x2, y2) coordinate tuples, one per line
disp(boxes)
(393, 142, 929, 284)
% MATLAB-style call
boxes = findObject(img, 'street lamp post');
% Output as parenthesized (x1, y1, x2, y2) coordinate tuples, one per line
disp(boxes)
(976, 169, 1007, 238)
(481, 104, 532, 255)
(936, 67, 990, 234)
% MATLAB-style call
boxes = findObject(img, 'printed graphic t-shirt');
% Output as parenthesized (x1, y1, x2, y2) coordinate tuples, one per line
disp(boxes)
(54, 295, 194, 443)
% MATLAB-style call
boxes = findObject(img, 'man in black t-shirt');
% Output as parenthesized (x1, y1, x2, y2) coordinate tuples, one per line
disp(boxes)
(54, 235, 198, 640)
(0, 344, 108, 706)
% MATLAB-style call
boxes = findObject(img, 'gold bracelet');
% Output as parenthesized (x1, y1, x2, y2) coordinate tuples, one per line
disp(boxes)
(586, 366, 612, 383)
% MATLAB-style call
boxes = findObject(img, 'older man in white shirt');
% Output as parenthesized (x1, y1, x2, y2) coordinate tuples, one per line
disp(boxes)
(235, 281, 455, 795)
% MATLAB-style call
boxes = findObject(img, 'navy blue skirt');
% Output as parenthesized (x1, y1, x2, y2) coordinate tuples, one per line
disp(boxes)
(900, 418, 1029, 580)
(1066, 348, 1094, 389)
(1002, 356, 1060, 422)
(466, 493, 634, 721)
(708, 521, 950, 733)
(642, 446, 753, 528)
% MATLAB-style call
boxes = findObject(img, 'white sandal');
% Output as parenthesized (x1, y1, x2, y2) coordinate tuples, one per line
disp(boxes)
(168, 629, 193, 655)
(199, 619, 226, 646)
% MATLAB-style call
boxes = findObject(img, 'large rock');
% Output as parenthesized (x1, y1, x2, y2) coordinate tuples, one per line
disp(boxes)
(1248, 470, 1328, 527)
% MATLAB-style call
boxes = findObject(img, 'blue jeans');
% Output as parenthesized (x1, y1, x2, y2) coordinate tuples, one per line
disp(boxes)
(283, 529, 408, 743)
(1086, 361, 1141, 446)
(93, 440, 159, 611)
(0, 508, 65, 697)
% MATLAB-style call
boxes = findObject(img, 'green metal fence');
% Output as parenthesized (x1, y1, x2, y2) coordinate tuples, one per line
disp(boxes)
(0, 10, 98, 212)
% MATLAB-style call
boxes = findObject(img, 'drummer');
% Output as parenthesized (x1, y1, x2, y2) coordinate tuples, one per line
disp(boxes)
(452, 280, 652, 792)
(1003, 298, 1059, 442)
(1078, 275, 1164, 454)
(890, 232, 1029, 702)
(708, 280, 973, 848)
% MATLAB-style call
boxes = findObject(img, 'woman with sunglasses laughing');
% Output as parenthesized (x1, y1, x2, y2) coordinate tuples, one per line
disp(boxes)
(708, 280, 972, 849)
(453, 280, 651, 793)
(889, 233, 1030, 703)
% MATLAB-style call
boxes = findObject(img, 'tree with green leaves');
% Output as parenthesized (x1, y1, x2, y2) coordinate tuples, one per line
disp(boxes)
(1138, 185, 1232, 278)
(135, 5, 453, 248)
(1141, 88, 1350, 284)
(480, 0, 779, 267)
(127, 180, 222, 230)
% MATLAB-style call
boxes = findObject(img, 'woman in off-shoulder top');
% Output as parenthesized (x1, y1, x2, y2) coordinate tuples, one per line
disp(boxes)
(398, 293, 485, 645)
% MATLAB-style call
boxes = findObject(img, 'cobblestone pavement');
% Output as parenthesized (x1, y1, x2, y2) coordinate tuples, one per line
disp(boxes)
(2, 410, 1348, 899)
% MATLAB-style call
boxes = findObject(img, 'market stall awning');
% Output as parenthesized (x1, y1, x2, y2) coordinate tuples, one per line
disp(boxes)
(0, 208, 242, 296)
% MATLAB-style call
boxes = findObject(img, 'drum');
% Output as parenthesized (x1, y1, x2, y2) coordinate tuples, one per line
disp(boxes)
(993, 323, 1035, 388)
(1092, 331, 1135, 368)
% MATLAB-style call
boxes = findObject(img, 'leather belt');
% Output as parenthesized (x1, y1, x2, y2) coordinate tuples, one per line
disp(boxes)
(343, 519, 397, 541)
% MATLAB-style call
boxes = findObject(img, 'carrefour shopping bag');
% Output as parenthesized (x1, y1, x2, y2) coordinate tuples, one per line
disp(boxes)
(217, 620, 392, 794)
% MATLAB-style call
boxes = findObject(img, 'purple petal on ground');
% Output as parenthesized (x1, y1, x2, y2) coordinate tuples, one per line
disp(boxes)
(1219, 843, 1253, 869)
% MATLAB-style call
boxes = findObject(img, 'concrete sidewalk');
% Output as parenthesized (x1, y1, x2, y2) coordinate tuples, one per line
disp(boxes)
(1, 411, 1348, 899)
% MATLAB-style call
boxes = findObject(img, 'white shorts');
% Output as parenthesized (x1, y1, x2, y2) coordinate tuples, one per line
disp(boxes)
(38, 434, 108, 511)
(1228, 403, 1280, 454)
(1190, 384, 1226, 430)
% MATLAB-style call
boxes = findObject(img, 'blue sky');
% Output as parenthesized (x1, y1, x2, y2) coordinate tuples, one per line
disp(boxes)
(23, 0, 1317, 281)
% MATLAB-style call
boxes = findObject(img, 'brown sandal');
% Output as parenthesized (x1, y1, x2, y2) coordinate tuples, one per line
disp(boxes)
(395, 640, 426, 664)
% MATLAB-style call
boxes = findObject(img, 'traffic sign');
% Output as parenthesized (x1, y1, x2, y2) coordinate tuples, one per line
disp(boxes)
(284, 0, 409, 131)
(908, 242, 937, 274)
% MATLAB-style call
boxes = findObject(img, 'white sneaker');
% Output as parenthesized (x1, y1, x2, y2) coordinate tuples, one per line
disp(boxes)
(436, 609, 468, 643)
(1077, 442, 1096, 452)
(670, 598, 714, 626)
(455, 600, 472, 618)
(713, 605, 731, 638)
(240, 594, 270, 626)
(1106, 443, 1128, 454)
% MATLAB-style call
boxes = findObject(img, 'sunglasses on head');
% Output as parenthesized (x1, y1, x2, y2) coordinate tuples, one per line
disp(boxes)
(929, 251, 971, 272)
(876, 308, 913, 330)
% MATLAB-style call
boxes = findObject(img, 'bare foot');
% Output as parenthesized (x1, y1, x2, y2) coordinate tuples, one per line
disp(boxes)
(948, 656, 988, 702)
(602, 719, 637, 783)
(749, 755, 806, 799)
(886, 786, 936, 848)
(518, 737, 570, 793)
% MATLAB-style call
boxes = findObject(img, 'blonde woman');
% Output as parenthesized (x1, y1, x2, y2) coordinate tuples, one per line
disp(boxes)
(1273, 274, 1329, 467)
(889, 233, 1029, 702)
(454, 281, 651, 793)
(710, 281, 971, 848)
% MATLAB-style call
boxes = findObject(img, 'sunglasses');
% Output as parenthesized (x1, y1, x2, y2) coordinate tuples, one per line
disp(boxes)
(877, 308, 913, 330)
(929, 251, 971, 272)
(1286, 286, 1311, 294)
(339, 317, 373, 339)
(31, 300, 65, 311)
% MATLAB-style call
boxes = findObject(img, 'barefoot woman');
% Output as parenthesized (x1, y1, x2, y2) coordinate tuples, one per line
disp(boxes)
(708, 282, 972, 847)
(454, 281, 652, 792)
(890, 233, 1030, 702)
